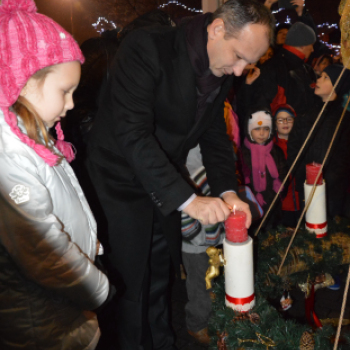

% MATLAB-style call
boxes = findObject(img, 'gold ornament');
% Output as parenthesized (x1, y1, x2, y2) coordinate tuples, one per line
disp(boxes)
(298, 273, 334, 298)
(205, 246, 225, 290)
(299, 331, 315, 350)
(238, 332, 276, 349)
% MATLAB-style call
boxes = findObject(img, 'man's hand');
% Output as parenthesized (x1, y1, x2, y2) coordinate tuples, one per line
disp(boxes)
(264, 0, 278, 10)
(221, 192, 252, 229)
(183, 196, 232, 225)
(291, 0, 305, 16)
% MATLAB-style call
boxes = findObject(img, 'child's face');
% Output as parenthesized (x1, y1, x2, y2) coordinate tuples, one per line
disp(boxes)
(21, 61, 81, 128)
(251, 126, 270, 144)
(314, 72, 337, 101)
(275, 111, 294, 138)
(318, 58, 331, 73)
(276, 28, 288, 45)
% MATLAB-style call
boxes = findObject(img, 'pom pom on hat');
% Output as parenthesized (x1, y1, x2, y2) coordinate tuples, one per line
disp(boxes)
(0, 0, 37, 13)
(248, 110, 272, 142)
(285, 22, 316, 47)
(0, 0, 83, 165)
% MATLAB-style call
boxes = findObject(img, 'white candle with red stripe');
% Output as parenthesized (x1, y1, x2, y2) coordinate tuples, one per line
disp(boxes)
(304, 180, 327, 238)
(223, 207, 255, 312)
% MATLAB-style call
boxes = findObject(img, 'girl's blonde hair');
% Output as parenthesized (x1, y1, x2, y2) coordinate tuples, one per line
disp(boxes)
(11, 67, 62, 161)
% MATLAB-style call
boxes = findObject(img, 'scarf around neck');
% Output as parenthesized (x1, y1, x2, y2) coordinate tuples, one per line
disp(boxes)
(185, 13, 227, 121)
(244, 137, 282, 206)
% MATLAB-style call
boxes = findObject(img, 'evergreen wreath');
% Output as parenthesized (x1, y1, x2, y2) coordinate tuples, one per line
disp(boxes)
(208, 218, 350, 349)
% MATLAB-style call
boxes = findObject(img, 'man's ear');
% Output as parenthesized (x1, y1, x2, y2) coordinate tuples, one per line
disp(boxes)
(207, 18, 225, 40)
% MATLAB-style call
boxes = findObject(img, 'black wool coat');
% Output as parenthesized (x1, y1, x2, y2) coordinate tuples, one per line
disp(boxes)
(86, 25, 237, 301)
(251, 47, 317, 117)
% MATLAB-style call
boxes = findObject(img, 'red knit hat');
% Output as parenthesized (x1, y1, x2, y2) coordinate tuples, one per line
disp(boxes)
(0, 0, 85, 166)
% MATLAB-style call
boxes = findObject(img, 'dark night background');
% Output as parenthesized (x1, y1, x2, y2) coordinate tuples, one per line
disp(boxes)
(35, 0, 341, 47)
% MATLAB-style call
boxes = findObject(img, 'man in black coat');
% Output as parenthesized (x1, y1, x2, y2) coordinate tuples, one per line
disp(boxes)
(86, 1, 274, 348)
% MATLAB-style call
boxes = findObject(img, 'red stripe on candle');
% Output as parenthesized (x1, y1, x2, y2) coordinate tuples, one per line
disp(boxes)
(315, 232, 327, 238)
(306, 221, 327, 229)
(225, 293, 255, 305)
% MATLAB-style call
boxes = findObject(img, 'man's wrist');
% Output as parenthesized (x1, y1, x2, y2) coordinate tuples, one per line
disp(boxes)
(220, 190, 237, 198)
(178, 194, 197, 211)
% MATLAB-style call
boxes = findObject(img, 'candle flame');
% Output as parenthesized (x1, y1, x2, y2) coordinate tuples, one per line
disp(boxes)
(233, 205, 236, 214)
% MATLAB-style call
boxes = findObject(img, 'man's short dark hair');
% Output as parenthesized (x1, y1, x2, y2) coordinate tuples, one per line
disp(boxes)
(212, 0, 275, 45)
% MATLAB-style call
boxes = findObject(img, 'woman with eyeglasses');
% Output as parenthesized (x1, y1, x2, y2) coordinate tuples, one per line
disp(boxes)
(273, 104, 300, 228)
(287, 65, 350, 218)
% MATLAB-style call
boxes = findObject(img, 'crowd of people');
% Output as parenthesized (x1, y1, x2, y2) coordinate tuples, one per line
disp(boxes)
(0, 0, 349, 349)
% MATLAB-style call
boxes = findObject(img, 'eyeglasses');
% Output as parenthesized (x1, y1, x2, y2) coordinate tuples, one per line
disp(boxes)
(276, 117, 294, 124)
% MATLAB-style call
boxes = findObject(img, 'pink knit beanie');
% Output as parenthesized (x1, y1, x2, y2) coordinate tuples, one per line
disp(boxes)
(0, 0, 85, 166)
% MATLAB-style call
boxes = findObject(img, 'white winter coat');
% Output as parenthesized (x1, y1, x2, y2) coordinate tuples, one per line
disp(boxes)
(0, 109, 110, 350)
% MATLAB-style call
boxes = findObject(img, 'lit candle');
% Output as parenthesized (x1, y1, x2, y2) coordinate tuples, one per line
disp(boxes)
(224, 207, 248, 243)
(306, 162, 323, 185)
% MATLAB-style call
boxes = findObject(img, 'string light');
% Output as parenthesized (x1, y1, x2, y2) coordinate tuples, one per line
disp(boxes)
(317, 23, 338, 30)
(158, 0, 202, 13)
(91, 10, 340, 49)
(92, 17, 117, 34)
(276, 18, 340, 50)
(319, 39, 341, 50)
(272, 8, 285, 14)
(316, 23, 340, 50)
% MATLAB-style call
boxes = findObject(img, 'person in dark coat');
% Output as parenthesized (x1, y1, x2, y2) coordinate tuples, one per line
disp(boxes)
(240, 108, 288, 229)
(273, 104, 300, 228)
(63, 10, 175, 180)
(288, 65, 350, 218)
(251, 22, 317, 117)
(85, 0, 274, 348)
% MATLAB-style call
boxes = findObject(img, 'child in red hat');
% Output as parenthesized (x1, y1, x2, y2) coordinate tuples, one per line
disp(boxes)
(273, 104, 300, 227)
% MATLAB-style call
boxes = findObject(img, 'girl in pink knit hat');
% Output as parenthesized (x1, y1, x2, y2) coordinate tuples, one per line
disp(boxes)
(0, 1, 112, 349)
